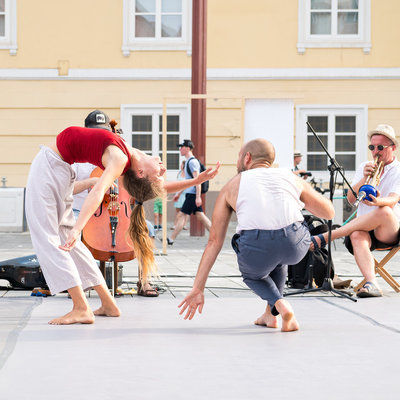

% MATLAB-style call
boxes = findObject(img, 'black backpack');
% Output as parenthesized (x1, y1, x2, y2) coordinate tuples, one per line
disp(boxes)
(287, 215, 334, 288)
(185, 157, 209, 193)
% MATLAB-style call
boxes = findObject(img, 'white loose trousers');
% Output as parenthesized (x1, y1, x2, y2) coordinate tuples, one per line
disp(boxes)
(25, 146, 105, 294)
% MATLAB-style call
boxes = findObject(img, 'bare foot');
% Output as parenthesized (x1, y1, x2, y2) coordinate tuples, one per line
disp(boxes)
(274, 299, 299, 332)
(254, 305, 279, 329)
(49, 309, 95, 325)
(94, 302, 121, 317)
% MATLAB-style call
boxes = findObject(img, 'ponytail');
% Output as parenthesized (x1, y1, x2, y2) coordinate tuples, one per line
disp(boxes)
(128, 202, 157, 284)
(123, 169, 164, 284)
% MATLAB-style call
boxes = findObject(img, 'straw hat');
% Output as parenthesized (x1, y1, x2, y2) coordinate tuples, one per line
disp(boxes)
(368, 124, 398, 147)
(294, 150, 302, 157)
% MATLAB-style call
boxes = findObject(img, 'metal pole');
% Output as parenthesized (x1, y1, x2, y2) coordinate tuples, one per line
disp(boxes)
(162, 99, 168, 255)
(190, 0, 207, 236)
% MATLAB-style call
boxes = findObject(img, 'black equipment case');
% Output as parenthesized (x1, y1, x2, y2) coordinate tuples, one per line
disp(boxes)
(0, 255, 48, 289)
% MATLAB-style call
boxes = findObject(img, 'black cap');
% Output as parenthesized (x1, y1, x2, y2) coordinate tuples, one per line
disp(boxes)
(177, 139, 194, 149)
(84, 110, 111, 131)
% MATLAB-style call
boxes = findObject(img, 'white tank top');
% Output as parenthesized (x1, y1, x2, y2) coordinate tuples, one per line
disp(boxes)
(236, 168, 304, 232)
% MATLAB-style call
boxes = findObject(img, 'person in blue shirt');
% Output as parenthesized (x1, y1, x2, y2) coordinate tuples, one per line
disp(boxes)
(167, 140, 211, 245)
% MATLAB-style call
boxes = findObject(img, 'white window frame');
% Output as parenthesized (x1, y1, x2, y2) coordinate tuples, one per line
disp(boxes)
(297, 0, 371, 54)
(296, 105, 368, 182)
(122, 0, 192, 56)
(120, 104, 190, 180)
(0, 0, 17, 55)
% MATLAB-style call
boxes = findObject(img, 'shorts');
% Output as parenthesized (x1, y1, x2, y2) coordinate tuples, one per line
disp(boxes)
(153, 198, 162, 214)
(180, 193, 203, 215)
(344, 229, 400, 254)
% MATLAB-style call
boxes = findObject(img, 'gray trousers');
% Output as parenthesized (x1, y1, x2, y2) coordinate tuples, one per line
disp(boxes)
(25, 146, 105, 294)
(232, 222, 311, 306)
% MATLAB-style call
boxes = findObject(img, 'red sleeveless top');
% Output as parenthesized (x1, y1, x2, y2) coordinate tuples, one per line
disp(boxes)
(56, 126, 131, 174)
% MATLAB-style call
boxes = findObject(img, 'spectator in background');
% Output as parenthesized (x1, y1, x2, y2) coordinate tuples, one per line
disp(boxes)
(167, 140, 211, 245)
(172, 160, 189, 230)
(153, 197, 163, 231)
(292, 150, 308, 180)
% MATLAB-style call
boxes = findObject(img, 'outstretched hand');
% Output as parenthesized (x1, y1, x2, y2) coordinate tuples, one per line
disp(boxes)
(59, 228, 80, 252)
(178, 289, 205, 320)
(196, 162, 221, 185)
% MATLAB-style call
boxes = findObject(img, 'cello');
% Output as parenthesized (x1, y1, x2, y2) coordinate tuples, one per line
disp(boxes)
(82, 120, 135, 293)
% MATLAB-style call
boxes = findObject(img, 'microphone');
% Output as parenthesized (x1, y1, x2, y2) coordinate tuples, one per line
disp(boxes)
(353, 191, 366, 208)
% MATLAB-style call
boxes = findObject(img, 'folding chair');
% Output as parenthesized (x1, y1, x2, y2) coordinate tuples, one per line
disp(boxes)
(354, 245, 400, 293)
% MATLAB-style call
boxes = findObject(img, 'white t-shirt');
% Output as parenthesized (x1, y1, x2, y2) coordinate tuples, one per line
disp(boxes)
(236, 168, 304, 232)
(352, 158, 400, 220)
(72, 163, 97, 211)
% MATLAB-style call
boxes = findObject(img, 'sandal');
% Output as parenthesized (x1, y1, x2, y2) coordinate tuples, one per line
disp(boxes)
(311, 233, 326, 251)
(356, 281, 383, 298)
(137, 281, 159, 297)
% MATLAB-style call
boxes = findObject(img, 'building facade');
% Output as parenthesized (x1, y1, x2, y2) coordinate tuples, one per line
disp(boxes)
(0, 0, 399, 199)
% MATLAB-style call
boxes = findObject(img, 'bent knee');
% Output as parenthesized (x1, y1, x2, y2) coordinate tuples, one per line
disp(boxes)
(375, 206, 394, 219)
(349, 230, 370, 244)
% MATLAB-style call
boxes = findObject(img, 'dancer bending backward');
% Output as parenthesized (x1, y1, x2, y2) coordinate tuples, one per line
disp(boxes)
(25, 126, 220, 325)
(178, 139, 334, 332)
(311, 124, 400, 298)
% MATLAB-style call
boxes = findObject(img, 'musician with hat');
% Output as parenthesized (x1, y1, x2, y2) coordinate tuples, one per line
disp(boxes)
(311, 124, 400, 297)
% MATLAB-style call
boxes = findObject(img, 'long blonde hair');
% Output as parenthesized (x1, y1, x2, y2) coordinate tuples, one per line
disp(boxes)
(123, 169, 164, 284)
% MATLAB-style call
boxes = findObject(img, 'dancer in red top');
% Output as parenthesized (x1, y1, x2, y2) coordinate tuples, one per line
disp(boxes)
(25, 124, 220, 325)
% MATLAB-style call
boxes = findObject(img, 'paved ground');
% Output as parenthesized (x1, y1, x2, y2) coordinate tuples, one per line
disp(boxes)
(1, 224, 400, 400)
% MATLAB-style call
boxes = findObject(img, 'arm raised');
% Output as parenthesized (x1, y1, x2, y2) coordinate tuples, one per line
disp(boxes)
(164, 162, 221, 193)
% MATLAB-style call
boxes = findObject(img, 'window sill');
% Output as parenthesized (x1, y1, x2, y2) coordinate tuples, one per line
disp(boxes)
(297, 41, 371, 54)
(0, 44, 17, 55)
(122, 43, 192, 56)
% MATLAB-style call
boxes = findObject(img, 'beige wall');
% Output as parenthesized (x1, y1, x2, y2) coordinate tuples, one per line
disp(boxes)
(0, 0, 191, 69)
(1, 1, 400, 190)
(2, 78, 400, 187)
(1, 1, 399, 69)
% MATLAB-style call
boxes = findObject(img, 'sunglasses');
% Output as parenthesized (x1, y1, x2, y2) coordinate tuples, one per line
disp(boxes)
(368, 144, 392, 151)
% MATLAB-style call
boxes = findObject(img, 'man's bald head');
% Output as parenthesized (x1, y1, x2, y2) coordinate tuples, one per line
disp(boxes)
(237, 139, 276, 172)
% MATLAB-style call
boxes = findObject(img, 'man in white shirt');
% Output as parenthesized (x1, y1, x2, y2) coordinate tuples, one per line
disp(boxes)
(178, 138, 334, 332)
(311, 124, 400, 298)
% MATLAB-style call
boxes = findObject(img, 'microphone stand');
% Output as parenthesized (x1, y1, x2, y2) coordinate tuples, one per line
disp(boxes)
(285, 122, 358, 302)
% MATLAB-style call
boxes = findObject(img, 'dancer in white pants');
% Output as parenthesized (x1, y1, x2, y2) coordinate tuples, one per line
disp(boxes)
(26, 147, 105, 295)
